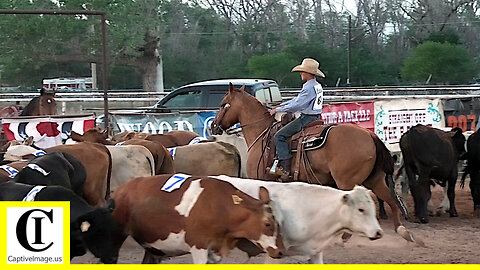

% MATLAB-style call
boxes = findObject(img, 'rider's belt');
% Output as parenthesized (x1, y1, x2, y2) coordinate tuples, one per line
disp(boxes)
(302, 113, 321, 117)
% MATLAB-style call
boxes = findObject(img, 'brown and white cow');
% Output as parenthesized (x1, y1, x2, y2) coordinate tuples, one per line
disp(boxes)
(110, 174, 286, 264)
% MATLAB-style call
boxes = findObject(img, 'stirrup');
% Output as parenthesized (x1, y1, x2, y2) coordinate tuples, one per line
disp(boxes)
(269, 160, 279, 175)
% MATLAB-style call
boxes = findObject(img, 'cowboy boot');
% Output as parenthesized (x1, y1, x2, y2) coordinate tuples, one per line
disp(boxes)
(275, 159, 291, 181)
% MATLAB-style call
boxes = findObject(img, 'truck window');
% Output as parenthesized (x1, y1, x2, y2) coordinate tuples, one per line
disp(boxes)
(255, 86, 282, 105)
(162, 90, 202, 108)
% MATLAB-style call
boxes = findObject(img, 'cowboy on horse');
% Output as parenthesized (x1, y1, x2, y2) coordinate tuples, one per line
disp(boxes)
(269, 58, 325, 180)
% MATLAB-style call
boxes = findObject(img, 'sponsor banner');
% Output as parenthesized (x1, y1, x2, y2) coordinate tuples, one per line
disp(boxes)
(444, 98, 480, 132)
(1, 114, 95, 149)
(321, 102, 374, 131)
(111, 111, 218, 138)
(374, 99, 444, 152)
(0, 201, 70, 265)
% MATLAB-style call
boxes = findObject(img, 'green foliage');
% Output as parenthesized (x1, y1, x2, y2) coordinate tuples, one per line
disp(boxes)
(247, 53, 297, 87)
(426, 29, 461, 45)
(401, 41, 477, 84)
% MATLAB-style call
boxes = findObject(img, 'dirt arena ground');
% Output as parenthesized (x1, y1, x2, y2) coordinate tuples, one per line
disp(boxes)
(72, 182, 480, 264)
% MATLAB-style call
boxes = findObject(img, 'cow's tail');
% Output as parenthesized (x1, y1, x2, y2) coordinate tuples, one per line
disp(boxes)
(104, 146, 113, 201)
(370, 133, 409, 219)
(145, 151, 155, 176)
(159, 147, 175, 174)
(461, 162, 470, 189)
(216, 141, 242, 177)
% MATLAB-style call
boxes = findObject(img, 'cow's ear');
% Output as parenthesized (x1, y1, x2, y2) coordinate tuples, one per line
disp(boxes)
(258, 186, 271, 204)
(107, 199, 115, 212)
(70, 131, 83, 142)
(24, 136, 34, 146)
(80, 221, 91, 233)
(342, 194, 350, 204)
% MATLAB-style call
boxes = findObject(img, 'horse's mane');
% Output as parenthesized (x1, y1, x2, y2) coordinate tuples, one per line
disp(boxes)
(19, 97, 39, 116)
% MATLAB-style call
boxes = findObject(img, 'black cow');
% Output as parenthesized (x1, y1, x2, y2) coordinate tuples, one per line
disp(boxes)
(461, 130, 480, 217)
(400, 124, 465, 223)
(0, 181, 120, 263)
(13, 152, 86, 197)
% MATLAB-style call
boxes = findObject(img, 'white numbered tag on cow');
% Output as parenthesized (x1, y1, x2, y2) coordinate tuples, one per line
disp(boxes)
(188, 137, 208, 145)
(161, 173, 191, 192)
(167, 147, 176, 160)
(22, 185, 47, 201)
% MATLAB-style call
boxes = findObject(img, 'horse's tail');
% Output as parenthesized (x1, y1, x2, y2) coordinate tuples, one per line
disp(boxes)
(369, 132, 394, 176)
(104, 145, 113, 201)
(216, 141, 242, 177)
(369, 132, 409, 219)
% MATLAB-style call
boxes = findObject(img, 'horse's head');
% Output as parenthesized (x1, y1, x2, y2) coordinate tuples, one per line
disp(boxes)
(211, 83, 245, 135)
(38, 88, 57, 115)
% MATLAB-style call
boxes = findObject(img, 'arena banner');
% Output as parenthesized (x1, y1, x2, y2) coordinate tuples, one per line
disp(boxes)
(1, 114, 95, 148)
(111, 111, 218, 138)
(374, 99, 444, 152)
(443, 97, 480, 132)
(321, 102, 374, 131)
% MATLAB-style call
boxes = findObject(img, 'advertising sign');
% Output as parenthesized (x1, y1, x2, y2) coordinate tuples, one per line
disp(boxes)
(321, 102, 375, 131)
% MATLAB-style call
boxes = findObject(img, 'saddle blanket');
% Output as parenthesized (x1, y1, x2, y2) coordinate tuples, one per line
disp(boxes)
(297, 124, 336, 151)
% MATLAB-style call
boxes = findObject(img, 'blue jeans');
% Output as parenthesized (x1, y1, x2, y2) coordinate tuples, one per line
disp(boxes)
(274, 114, 320, 160)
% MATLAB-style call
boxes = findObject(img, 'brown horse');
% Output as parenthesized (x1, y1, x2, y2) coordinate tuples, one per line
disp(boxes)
(211, 84, 423, 245)
(20, 88, 57, 116)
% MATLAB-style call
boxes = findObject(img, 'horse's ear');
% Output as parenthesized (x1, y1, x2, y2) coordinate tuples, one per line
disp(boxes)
(228, 83, 234, 92)
(101, 129, 108, 139)
(40, 88, 46, 95)
(239, 85, 245, 92)
(51, 89, 56, 97)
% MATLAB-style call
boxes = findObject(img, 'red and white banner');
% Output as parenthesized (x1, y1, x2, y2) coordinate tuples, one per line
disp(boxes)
(321, 102, 375, 131)
(1, 114, 95, 148)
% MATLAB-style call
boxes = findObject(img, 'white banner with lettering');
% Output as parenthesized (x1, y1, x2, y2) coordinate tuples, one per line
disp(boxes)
(374, 99, 444, 152)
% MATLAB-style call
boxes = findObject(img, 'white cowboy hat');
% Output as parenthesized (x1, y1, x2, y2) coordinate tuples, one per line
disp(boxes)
(291, 58, 325, 77)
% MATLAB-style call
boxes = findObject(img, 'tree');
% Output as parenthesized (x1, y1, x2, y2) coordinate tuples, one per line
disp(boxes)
(401, 41, 477, 84)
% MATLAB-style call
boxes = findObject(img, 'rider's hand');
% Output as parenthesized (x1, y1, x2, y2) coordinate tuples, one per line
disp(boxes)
(269, 108, 277, 116)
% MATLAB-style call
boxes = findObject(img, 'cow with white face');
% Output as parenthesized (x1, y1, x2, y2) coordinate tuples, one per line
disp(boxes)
(110, 174, 286, 264)
(214, 175, 383, 264)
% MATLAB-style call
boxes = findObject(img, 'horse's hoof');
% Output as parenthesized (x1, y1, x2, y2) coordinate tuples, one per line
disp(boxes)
(396, 225, 413, 242)
(450, 212, 458, 217)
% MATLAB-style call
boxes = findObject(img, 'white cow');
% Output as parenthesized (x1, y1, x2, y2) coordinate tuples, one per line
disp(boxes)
(213, 175, 384, 264)
(106, 145, 155, 191)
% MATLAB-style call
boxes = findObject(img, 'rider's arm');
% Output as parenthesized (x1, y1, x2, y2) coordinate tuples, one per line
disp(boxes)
(276, 87, 315, 113)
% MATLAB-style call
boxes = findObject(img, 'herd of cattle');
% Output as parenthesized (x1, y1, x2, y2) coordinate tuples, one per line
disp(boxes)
(0, 123, 478, 264)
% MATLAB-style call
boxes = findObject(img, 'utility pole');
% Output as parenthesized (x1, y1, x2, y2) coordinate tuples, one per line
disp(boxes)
(347, 15, 352, 86)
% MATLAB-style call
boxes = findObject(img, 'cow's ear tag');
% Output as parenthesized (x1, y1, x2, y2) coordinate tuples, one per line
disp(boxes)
(81, 221, 91, 232)
(232, 195, 243, 205)
(342, 194, 349, 204)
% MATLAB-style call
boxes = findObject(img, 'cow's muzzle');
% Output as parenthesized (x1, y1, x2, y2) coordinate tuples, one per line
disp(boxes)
(368, 230, 384, 241)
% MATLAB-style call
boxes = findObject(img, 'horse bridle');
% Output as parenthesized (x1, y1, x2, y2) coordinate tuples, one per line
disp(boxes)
(213, 103, 274, 135)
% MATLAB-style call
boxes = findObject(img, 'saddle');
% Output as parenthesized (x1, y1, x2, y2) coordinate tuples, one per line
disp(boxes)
(263, 116, 335, 182)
